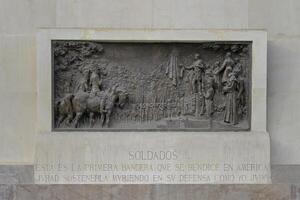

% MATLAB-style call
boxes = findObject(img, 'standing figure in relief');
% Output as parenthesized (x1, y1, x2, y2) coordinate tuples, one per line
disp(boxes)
(183, 53, 206, 95)
(166, 99, 172, 118)
(133, 104, 140, 121)
(223, 72, 239, 125)
(233, 58, 246, 118)
(148, 103, 154, 121)
(154, 103, 159, 121)
(63, 80, 72, 94)
(234, 57, 242, 74)
(212, 61, 222, 92)
(158, 103, 165, 120)
(140, 103, 146, 122)
(221, 52, 235, 84)
(175, 98, 182, 117)
(200, 68, 215, 117)
(203, 79, 215, 118)
(214, 52, 235, 85)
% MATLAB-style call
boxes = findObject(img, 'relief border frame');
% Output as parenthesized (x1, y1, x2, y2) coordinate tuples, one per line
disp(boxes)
(37, 29, 267, 134)
(50, 40, 252, 132)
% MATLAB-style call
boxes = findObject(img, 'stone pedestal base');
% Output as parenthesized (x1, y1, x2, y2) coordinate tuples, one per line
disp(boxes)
(34, 131, 271, 184)
(35, 29, 269, 184)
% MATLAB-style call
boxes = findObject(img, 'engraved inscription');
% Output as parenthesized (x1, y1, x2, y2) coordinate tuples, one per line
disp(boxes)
(53, 41, 251, 130)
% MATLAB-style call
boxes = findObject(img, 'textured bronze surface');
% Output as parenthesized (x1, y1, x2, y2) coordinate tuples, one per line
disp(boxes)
(52, 41, 251, 131)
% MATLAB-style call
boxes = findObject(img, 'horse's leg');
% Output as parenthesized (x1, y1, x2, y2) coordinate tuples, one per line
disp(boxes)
(100, 113, 105, 127)
(89, 112, 95, 128)
(73, 112, 83, 128)
(57, 114, 66, 127)
(104, 110, 112, 128)
(65, 114, 73, 126)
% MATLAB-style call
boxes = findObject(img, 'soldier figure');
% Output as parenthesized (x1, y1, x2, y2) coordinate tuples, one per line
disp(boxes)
(79, 63, 91, 84)
(140, 103, 146, 122)
(89, 68, 102, 97)
(203, 80, 215, 117)
(63, 80, 72, 94)
(212, 61, 222, 92)
(76, 77, 88, 93)
(147, 103, 154, 121)
(135, 104, 141, 122)
(154, 103, 159, 121)
(175, 98, 182, 117)
(158, 103, 165, 120)
(166, 99, 172, 118)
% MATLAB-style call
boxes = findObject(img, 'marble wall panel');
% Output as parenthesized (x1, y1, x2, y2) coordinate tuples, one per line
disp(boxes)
(267, 38, 300, 164)
(0, 166, 33, 184)
(0, 35, 36, 163)
(0, 184, 288, 200)
(248, 0, 300, 37)
(0, 0, 56, 34)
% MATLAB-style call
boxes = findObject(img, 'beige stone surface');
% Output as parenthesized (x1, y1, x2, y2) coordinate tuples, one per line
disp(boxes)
(248, 0, 300, 37)
(0, 184, 291, 200)
(54, 0, 248, 29)
(56, 0, 153, 28)
(0, 0, 56, 164)
(0, 165, 33, 184)
(0, 0, 35, 34)
(0, 185, 15, 200)
(34, 131, 271, 184)
(0, 0, 299, 170)
(150, 185, 291, 200)
(248, 0, 300, 166)
(272, 165, 300, 184)
(0, 0, 56, 34)
(152, 0, 248, 29)
(0, 0, 252, 165)
(2, 164, 300, 184)
(267, 38, 300, 164)
(34, 29, 269, 184)
(0, 35, 36, 164)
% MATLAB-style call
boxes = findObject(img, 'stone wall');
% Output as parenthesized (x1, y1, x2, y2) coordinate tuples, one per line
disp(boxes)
(0, 0, 299, 167)
(0, 184, 294, 200)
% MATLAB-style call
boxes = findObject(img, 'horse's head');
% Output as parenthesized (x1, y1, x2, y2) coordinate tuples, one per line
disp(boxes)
(115, 88, 129, 109)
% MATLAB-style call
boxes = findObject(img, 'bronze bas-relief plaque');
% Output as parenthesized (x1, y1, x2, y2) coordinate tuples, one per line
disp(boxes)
(52, 41, 251, 131)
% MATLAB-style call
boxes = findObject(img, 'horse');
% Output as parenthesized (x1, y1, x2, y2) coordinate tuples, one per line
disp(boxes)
(100, 87, 129, 127)
(55, 93, 74, 127)
(71, 86, 128, 128)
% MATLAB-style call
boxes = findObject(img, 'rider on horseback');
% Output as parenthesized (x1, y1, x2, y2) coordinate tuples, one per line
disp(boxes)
(89, 68, 102, 97)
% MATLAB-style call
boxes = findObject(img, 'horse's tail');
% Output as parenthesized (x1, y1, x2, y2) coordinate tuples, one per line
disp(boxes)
(54, 99, 62, 119)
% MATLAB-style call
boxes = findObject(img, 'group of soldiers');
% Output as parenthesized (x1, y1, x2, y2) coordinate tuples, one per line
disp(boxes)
(113, 100, 183, 122)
